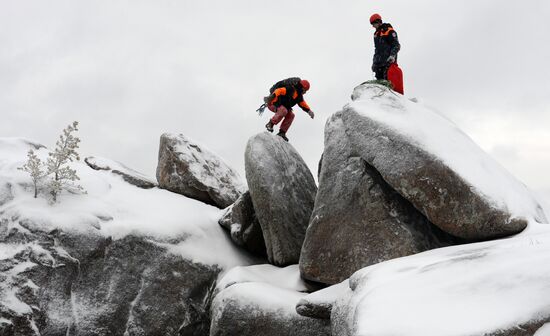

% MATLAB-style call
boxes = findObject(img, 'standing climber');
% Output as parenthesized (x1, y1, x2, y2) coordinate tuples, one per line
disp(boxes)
(370, 13, 401, 81)
(263, 77, 314, 142)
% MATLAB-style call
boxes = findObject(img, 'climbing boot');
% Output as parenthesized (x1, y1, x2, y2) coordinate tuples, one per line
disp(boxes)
(265, 120, 274, 133)
(277, 131, 289, 142)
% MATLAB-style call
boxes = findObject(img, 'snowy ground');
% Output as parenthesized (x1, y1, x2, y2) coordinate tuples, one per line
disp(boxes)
(0, 137, 255, 269)
(332, 223, 550, 336)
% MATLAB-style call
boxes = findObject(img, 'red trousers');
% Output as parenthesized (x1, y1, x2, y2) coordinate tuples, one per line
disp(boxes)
(268, 105, 295, 133)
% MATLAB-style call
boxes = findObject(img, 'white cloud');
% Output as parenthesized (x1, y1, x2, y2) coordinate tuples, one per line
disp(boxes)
(1, 0, 549, 193)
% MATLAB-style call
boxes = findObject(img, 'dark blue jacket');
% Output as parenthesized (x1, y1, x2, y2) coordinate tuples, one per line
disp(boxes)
(373, 23, 401, 68)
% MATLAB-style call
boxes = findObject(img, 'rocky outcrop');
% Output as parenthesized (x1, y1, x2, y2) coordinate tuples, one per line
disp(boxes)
(300, 111, 461, 284)
(157, 133, 245, 209)
(85, 156, 157, 189)
(0, 218, 220, 336)
(340, 83, 546, 240)
(218, 191, 266, 257)
(210, 283, 330, 336)
(245, 133, 317, 266)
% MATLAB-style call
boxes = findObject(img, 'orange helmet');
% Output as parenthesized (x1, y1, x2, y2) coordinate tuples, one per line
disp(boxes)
(300, 79, 310, 91)
(370, 13, 382, 24)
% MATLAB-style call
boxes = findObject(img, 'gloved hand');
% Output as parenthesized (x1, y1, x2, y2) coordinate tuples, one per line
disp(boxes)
(371, 64, 376, 72)
(308, 110, 315, 119)
(387, 55, 396, 63)
(264, 94, 275, 104)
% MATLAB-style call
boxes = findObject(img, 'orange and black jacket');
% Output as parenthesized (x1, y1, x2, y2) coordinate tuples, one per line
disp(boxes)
(266, 77, 311, 112)
(373, 23, 401, 68)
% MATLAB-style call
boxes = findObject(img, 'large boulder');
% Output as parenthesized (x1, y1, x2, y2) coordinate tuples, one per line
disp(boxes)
(244, 133, 317, 266)
(156, 133, 245, 209)
(210, 265, 330, 336)
(337, 83, 547, 240)
(330, 229, 550, 336)
(300, 112, 461, 284)
(0, 219, 220, 336)
(218, 191, 266, 257)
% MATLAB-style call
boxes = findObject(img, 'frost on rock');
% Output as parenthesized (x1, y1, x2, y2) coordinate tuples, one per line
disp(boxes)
(156, 133, 245, 209)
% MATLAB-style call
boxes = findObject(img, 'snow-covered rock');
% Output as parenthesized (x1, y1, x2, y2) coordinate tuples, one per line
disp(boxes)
(0, 138, 255, 336)
(156, 133, 245, 209)
(244, 133, 317, 266)
(300, 112, 460, 284)
(210, 264, 330, 336)
(295, 281, 349, 320)
(218, 191, 266, 257)
(330, 226, 550, 336)
(85, 156, 156, 189)
(340, 83, 546, 239)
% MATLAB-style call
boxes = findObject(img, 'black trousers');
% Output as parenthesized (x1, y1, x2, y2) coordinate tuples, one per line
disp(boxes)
(373, 65, 389, 80)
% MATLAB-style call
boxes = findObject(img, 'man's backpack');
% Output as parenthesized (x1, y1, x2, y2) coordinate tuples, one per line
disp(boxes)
(269, 77, 301, 94)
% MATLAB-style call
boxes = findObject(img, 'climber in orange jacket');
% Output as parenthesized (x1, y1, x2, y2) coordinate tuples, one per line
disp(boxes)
(263, 77, 314, 142)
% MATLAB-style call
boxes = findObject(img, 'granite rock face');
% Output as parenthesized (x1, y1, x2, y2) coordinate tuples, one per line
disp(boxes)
(157, 133, 245, 209)
(244, 133, 317, 266)
(300, 112, 461, 284)
(0, 218, 220, 336)
(340, 83, 546, 240)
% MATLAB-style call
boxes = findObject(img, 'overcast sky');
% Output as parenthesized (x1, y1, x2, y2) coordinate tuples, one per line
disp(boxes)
(1, 1, 550, 201)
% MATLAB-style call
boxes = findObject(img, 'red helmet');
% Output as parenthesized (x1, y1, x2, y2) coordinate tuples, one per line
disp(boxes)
(370, 13, 382, 24)
(300, 79, 310, 91)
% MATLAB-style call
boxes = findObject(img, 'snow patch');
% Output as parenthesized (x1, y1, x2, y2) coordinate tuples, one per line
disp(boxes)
(535, 323, 550, 336)
(0, 137, 255, 270)
(342, 225, 550, 336)
(217, 282, 307, 314)
(217, 264, 308, 292)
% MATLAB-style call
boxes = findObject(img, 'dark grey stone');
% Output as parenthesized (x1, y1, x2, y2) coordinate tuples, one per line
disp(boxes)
(244, 133, 317, 266)
(300, 113, 461, 284)
(218, 191, 266, 257)
(0, 220, 220, 336)
(210, 282, 330, 336)
(156, 133, 244, 209)
(334, 93, 545, 239)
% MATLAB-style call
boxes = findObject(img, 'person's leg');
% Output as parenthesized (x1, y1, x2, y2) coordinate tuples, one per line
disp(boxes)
(374, 66, 387, 80)
(270, 106, 288, 125)
(265, 104, 278, 132)
(279, 109, 295, 133)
